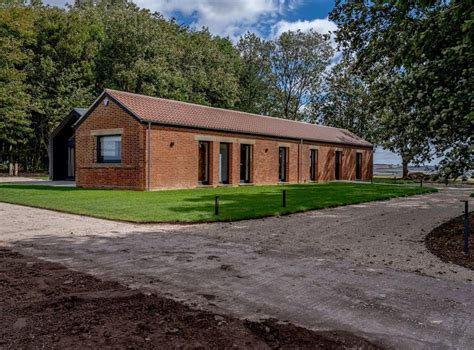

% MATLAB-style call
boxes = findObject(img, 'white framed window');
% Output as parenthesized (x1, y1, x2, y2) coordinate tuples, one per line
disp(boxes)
(97, 135, 121, 163)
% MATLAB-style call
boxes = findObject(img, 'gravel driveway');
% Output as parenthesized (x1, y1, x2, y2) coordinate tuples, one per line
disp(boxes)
(1, 186, 473, 349)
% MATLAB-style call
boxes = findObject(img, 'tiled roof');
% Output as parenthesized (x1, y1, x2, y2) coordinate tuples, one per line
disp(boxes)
(51, 107, 87, 138)
(105, 89, 372, 147)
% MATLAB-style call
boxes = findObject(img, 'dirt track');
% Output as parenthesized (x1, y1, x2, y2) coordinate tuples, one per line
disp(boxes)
(1, 186, 474, 348)
(1, 248, 381, 349)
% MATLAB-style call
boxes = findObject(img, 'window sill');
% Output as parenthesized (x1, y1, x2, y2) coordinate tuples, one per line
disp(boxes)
(90, 163, 124, 168)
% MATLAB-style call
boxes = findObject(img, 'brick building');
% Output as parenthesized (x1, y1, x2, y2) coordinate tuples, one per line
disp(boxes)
(50, 89, 373, 190)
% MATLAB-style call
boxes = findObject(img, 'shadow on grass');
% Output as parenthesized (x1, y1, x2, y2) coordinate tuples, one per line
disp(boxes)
(0, 184, 79, 191)
(141, 184, 437, 222)
(0, 183, 437, 223)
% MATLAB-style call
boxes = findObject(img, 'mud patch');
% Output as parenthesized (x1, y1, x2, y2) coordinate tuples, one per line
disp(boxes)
(0, 248, 382, 349)
(244, 318, 381, 349)
(425, 213, 473, 270)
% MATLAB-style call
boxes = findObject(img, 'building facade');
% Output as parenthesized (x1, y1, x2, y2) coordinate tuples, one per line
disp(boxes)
(52, 89, 373, 190)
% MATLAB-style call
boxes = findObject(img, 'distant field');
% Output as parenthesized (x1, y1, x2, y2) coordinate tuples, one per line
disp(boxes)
(373, 176, 418, 184)
(374, 175, 474, 185)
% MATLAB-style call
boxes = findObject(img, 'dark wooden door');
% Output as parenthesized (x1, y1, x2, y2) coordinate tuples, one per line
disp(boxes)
(198, 141, 209, 184)
(310, 149, 317, 181)
(335, 151, 342, 180)
(356, 153, 362, 180)
(279, 147, 288, 182)
(240, 144, 251, 183)
(219, 143, 230, 184)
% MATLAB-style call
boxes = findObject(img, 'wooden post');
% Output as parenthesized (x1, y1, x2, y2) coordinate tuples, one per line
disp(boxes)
(461, 200, 470, 253)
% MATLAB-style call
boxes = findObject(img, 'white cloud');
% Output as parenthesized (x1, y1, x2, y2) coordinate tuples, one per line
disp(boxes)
(271, 17, 337, 38)
(286, 0, 304, 11)
(270, 16, 341, 70)
(44, 0, 325, 42)
(136, 0, 283, 40)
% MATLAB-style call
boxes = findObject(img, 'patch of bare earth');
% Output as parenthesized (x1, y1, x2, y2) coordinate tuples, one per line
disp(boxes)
(425, 213, 473, 271)
(0, 248, 381, 349)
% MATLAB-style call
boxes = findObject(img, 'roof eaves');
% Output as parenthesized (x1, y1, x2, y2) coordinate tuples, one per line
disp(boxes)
(50, 108, 83, 138)
(73, 90, 146, 129)
(72, 91, 107, 129)
(104, 89, 145, 124)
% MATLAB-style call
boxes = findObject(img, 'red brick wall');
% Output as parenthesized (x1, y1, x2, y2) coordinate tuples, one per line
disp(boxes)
(75, 97, 147, 190)
(229, 143, 239, 185)
(75, 100, 373, 190)
(145, 125, 373, 190)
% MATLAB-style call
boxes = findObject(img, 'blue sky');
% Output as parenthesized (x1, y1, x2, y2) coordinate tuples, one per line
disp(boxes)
(41, 0, 414, 164)
(43, 0, 337, 41)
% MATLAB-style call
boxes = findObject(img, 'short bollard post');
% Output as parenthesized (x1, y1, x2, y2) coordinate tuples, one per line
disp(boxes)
(282, 190, 287, 208)
(420, 178, 423, 188)
(215, 195, 219, 216)
(461, 200, 470, 253)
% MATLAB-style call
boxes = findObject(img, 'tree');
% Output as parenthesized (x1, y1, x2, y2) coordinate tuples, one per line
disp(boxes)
(0, 1, 29, 7)
(175, 28, 241, 108)
(313, 57, 430, 178)
(271, 29, 333, 121)
(0, 1, 244, 171)
(95, 5, 240, 108)
(94, 5, 172, 94)
(330, 0, 473, 175)
(236, 32, 275, 115)
(312, 58, 374, 141)
(26, 5, 103, 170)
(0, 5, 34, 168)
(0, 3, 338, 173)
(74, 0, 129, 8)
(371, 72, 432, 178)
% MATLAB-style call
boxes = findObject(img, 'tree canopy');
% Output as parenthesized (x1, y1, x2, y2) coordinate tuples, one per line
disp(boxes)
(0, 5, 34, 164)
(311, 57, 374, 142)
(0, 2, 335, 172)
(0, 0, 471, 178)
(0, 1, 244, 170)
(330, 0, 473, 177)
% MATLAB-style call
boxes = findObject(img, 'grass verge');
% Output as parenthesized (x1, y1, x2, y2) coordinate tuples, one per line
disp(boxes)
(0, 182, 436, 223)
(373, 176, 418, 184)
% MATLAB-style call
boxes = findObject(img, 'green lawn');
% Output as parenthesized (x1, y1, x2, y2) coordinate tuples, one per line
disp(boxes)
(0, 182, 436, 223)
